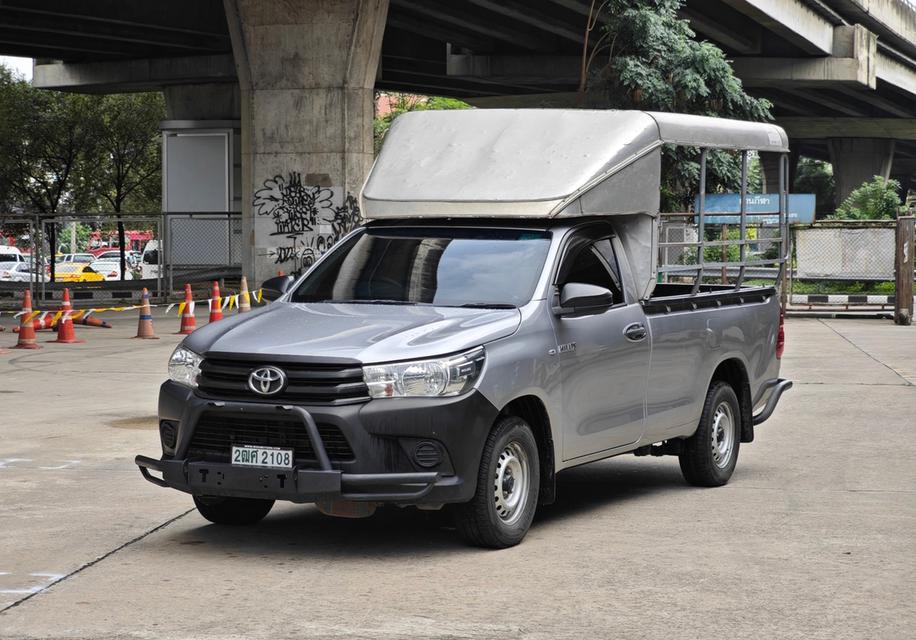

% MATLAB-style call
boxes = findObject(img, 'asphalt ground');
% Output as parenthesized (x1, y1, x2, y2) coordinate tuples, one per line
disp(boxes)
(0, 310, 913, 639)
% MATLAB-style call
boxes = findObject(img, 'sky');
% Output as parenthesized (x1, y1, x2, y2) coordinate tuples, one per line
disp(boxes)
(0, 56, 33, 80)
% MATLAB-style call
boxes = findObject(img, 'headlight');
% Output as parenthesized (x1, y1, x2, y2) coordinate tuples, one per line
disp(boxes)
(168, 346, 203, 388)
(363, 347, 485, 398)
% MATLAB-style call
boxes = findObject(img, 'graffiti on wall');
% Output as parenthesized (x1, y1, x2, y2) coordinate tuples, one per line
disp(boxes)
(253, 172, 362, 274)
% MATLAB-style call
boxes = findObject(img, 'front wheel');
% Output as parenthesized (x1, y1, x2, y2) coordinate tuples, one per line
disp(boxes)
(193, 495, 274, 525)
(453, 416, 540, 548)
(679, 381, 741, 487)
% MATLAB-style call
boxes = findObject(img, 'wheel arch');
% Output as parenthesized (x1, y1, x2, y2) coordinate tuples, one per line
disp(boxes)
(708, 357, 754, 443)
(498, 394, 556, 505)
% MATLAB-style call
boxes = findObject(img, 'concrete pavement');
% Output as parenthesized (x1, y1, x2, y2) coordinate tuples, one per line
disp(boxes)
(0, 312, 913, 639)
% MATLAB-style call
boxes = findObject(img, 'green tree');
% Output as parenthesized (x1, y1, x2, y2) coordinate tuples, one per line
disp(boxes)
(832, 176, 902, 220)
(582, 0, 772, 210)
(793, 157, 835, 219)
(374, 92, 470, 154)
(0, 71, 97, 213)
(83, 92, 165, 213)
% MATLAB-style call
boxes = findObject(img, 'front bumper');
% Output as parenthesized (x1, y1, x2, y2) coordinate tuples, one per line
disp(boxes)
(135, 382, 499, 504)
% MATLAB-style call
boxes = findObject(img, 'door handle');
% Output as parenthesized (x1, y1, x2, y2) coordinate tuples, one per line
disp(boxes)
(623, 322, 647, 342)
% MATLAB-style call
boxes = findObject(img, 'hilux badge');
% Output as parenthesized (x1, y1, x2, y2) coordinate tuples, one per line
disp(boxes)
(248, 366, 287, 396)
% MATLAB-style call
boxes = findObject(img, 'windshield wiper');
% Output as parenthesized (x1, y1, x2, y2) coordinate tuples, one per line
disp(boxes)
(455, 303, 518, 309)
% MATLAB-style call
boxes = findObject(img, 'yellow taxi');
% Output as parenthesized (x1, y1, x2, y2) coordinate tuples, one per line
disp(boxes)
(54, 263, 105, 282)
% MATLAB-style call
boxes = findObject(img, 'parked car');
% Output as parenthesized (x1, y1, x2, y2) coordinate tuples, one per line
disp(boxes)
(136, 110, 792, 548)
(57, 253, 96, 264)
(140, 241, 160, 279)
(54, 263, 104, 282)
(90, 260, 134, 281)
(0, 246, 24, 262)
(0, 261, 20, 279)
(3, 262, 49, 283)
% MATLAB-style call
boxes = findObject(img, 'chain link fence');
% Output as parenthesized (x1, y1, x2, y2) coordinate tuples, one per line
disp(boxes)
(788, 220, 909, 309)
(0, 212, 241, 308)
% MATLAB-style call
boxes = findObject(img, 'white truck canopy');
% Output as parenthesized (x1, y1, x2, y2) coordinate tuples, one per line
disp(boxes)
(362, 109, 788, 219)
(361, 109, 789, 299)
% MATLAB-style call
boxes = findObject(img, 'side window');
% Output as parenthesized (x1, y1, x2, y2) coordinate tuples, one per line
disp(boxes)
(560, 238, 624, 303)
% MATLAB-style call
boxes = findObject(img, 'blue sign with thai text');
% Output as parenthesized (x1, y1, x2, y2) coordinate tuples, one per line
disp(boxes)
(692, 193, 816, 224)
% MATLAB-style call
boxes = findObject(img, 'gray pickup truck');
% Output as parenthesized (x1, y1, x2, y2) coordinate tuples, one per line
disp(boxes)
(137, 110, 792, 548)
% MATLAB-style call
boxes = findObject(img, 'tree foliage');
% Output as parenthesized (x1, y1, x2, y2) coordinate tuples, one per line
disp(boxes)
(583, 0, 772, 210)
(0, 64, 165, 218)
(793, 157, 835, 218)
(832, 176, 902, 220)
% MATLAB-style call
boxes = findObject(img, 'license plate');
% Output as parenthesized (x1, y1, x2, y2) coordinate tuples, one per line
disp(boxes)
(231, 445, 293, 469)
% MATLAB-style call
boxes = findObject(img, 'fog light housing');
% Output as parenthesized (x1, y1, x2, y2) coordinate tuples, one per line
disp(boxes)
(413, 441, 442, 468)
(159, 420, 177, 451)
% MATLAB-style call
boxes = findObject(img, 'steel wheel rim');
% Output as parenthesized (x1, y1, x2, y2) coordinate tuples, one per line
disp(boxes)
(711, 401, 735, 469)
(493, 441, 530, 525)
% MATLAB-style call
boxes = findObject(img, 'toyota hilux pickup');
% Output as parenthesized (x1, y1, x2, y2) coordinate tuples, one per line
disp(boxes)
(137, 109, 792, 548)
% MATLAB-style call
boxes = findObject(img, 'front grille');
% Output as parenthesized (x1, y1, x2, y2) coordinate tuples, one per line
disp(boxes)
(198, 358, 369, 405)
(187, 412, 355, 463)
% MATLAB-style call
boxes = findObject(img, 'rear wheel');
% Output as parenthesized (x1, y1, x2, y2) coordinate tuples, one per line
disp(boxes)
(193, 495, 274, 525)
(679, 382, 740, 487)
(453, 416, 540, 548)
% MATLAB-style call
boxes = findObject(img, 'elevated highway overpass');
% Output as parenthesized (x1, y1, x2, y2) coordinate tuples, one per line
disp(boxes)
(1, 0, 913, 279)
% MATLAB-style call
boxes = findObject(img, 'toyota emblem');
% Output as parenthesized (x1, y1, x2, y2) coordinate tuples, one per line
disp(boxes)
(248, 366, 287, 396)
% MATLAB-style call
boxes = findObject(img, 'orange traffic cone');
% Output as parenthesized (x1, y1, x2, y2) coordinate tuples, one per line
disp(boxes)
(238, 276, 252, 313)
(176, 284, 196, 335)
(277, 270, 285, 277)
(13, 289, 41, 349)
(13, 313, 55, 333)
(49, 288, 84, 344)
(209, 281, 223, 323)
(134, 288, 158, 339)
(73, 315, 112, 329)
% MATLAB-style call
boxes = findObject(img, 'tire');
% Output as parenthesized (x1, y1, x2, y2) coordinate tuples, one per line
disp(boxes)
(679, 381, 741, 487)
(193, 495, 274, 525)
(453, 416, 540, 549)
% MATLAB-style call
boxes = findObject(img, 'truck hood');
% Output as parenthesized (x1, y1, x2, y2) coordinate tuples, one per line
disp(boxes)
(183, 302, 521, 363)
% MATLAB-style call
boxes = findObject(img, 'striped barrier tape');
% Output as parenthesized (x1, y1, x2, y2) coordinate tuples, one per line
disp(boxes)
(8, 289, 266, 319)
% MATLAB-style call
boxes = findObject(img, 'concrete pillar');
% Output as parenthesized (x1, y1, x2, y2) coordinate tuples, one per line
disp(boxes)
(223, 0, 389, 283)
(828, 138, 895, 208)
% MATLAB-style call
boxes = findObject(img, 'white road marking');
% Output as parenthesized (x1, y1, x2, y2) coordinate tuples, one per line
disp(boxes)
(37, 460, 81, 470)
(0, 458, 32, 469)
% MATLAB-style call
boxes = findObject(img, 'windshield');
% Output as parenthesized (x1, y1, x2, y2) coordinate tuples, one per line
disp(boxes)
(290, 226, 552, 307)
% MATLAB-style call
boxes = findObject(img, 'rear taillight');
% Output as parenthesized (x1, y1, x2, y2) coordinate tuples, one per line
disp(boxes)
(776, 311, 785, 359)
(108, 271, 117, 278)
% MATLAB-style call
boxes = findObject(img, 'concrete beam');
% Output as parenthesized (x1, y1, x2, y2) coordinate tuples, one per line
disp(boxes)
(679, 7, 762, 55)
(391, 0, 555, 52)
(832, 85, 915, 118)
(778, 118, 916, 140)
(732, 24, 876, 89)
(779, 87, 867, 116)
(876, 51, 916, 99)
(466, 0, 584, 44)
(720, 0, 836, 55)
(32, 54, 237, 92)
(447, 54, 579, 85)
(829, 0, 916, 59)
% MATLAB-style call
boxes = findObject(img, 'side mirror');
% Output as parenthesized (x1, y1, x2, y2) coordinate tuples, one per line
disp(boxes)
(260, 275, 295, 301)
(556, 282, 614, 315)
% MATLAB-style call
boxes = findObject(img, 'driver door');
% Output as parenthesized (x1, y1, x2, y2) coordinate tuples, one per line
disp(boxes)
(552, 230, 650, 461)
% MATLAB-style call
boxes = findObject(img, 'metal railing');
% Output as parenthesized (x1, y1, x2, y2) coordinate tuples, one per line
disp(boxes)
(657, 150, 789, 300)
